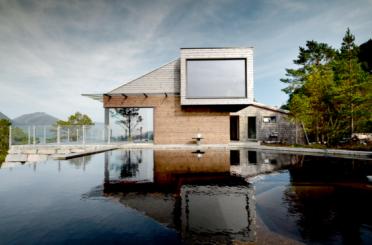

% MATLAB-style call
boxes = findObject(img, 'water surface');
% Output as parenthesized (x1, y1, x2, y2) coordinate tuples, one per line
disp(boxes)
(0, 149, 371, 244)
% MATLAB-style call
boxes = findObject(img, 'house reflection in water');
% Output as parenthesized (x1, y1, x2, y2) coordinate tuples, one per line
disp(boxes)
(103, 149, 256, 244)
(99, 149, 372, 244)
(230, 149, 303, 177)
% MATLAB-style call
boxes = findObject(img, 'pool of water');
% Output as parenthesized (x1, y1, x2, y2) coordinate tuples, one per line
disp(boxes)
(0, 149, 371, 244)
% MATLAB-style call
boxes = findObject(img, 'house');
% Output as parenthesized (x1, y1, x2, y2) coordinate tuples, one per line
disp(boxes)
(84, 48, 302, 144)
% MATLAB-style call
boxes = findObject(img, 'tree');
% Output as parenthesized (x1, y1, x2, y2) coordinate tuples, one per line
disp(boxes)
(11, 127, 28, 145)
(56, 112, 94, 126)
(110, 108, 143, 140)
(281, 40, 336, 96)
(282, 28, 372, 145)
(54, 112, 94, 142)
(0, 119, 11, 164)
(282, 41, 337, 143)
(334, 28, 371, 136)
(120, 150, 142, 178)
(289, 63, 341, 143)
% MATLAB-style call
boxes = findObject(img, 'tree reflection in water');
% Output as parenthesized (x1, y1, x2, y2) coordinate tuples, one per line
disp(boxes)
(93, 149, 372, 244)
(119, 150, 142, 178)
(281, 156, 372, 244)
(68, 155, 92, 170)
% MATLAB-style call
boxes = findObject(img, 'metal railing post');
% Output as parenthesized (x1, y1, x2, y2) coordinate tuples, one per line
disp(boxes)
(102, 128, 105, 142)
(28, 126, 31, 145)
(9, 126, 12, 148)
(57, 126, 60, 145)
(43, 126, 46, 144)
(67, 128, 70, 143)
(76, 128, 79, 143)
(33, 126, 36, 145)
(107, 125, 111, 144)
(82, 125, 86, 145)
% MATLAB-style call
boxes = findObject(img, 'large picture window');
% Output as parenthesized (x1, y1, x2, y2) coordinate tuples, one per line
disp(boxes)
(109, 108, 153, 142)
(186, 59, 246, 98)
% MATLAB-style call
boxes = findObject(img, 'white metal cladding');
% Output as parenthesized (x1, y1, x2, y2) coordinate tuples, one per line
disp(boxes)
(109, 59, 180, 94)
(180, 48, 254, 105)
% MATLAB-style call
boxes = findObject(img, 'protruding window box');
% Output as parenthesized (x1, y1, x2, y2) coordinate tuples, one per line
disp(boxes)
(180, 48, 254, 106)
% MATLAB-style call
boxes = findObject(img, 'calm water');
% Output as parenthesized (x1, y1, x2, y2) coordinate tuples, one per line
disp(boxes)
(0, 149, 371, 244)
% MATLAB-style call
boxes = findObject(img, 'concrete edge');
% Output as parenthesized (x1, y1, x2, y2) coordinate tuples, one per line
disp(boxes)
(9, 143, 372, 158)
(116, 143, 372, 159)
(52, 147, 118, 160)
(230, 144, 372, 159)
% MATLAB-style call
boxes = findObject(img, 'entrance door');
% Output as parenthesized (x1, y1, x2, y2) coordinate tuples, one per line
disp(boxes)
(248, 117, 256, 139)
(230, 116, 239, 141)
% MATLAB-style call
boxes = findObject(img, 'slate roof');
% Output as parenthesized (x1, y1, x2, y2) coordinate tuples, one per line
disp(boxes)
(250, 102, 289, 114)
(108, 59, 180, 95)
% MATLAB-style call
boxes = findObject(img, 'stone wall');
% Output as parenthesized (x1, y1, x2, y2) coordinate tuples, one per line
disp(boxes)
(104, 95, 230, 144)
(232, 105, 305, 144)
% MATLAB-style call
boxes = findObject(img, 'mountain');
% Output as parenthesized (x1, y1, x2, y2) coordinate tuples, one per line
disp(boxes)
(12, 112, 59, 126)
(0, 112, 10, 121)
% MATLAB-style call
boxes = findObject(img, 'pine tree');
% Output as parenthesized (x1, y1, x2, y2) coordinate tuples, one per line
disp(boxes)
(283, 28, 371, 145)
(281, 40, 335, 96)
(334, 28, 371, 136)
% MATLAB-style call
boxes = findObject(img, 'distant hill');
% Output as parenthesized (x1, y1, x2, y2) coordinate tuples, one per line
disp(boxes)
(0, 112, 10, 121)
(12, 112, 59, 125)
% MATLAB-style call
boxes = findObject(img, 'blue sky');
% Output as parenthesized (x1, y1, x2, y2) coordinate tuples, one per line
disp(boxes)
(0, 0, 371, 122)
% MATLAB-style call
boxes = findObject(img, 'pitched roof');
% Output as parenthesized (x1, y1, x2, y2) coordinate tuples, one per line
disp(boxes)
(108, 59, 180, 95)
(250, 102, 289, 114)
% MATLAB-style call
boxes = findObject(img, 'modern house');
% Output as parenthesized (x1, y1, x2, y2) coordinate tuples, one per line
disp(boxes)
(85, 48, 302, 144)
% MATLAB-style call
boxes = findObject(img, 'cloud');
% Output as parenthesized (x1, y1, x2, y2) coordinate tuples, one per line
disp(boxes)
(0, 0, 371, 121)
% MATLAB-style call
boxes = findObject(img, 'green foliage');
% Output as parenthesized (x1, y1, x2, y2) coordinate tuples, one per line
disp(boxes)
(0, 119, 11, 164)
(0, 119, 11, 147)
(283, 28, 372, 145)
(53, 112, 94, 142)
(281, 40, 336, 94)
(56, 112, 94, 126)
(12, 127, 28, 145)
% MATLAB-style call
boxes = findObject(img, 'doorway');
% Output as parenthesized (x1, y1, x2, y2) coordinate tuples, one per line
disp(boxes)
(230, 116, 239, 141)
(248, 117, 256, 139)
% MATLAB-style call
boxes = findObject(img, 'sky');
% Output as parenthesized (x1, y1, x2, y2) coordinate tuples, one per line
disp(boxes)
(0, 0, 371, 122)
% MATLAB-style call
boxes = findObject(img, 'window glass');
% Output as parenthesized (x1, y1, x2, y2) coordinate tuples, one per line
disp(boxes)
(186, 59, 246, 98)
(109, 108, 153, 142)
(263, 116, 276, 123)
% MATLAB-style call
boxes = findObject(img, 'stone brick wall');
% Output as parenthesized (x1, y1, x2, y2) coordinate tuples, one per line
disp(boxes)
(104, 95, 230, 144)
(232, 106, 305, 144)
(154, 150, 230, 185)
